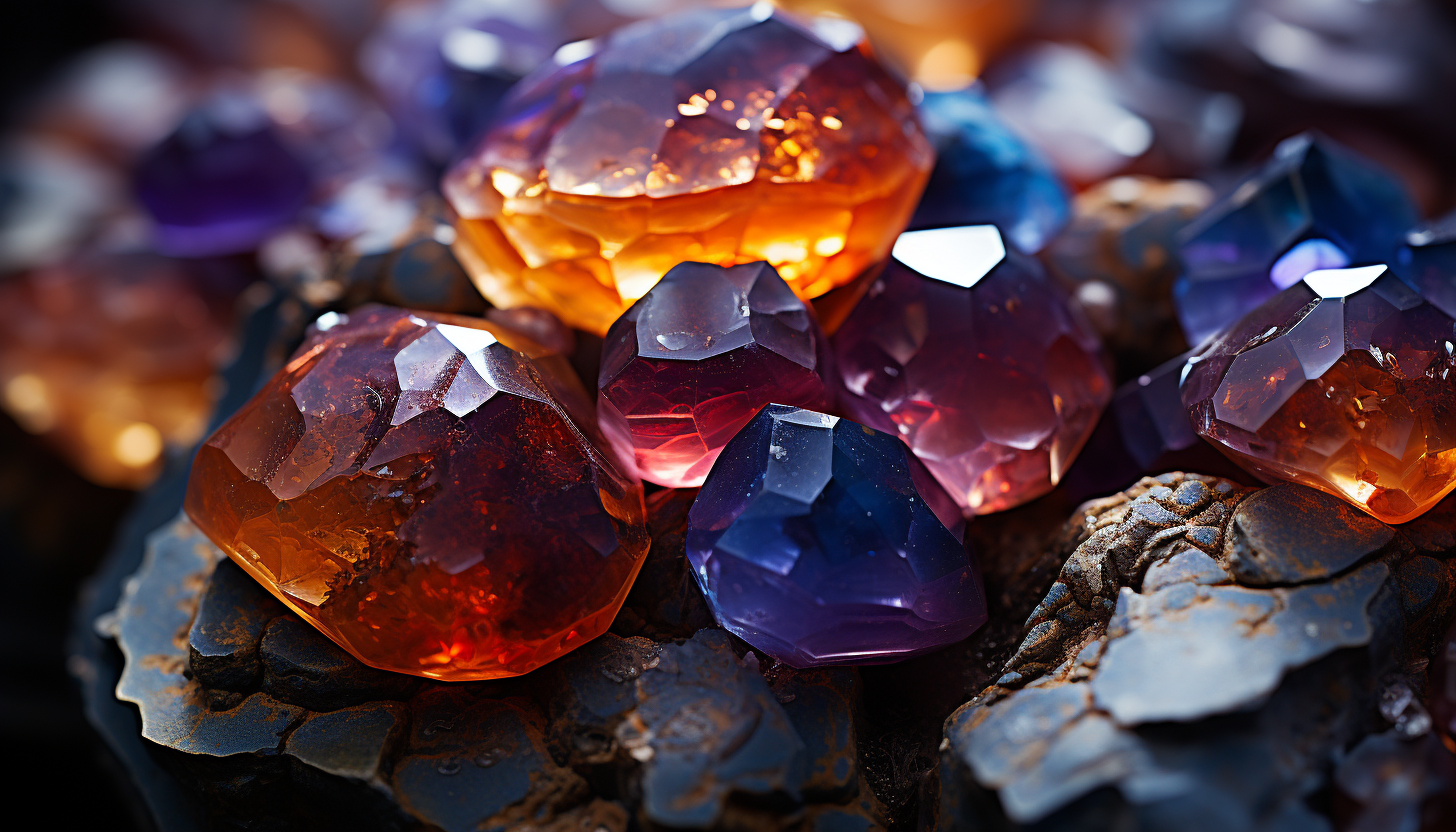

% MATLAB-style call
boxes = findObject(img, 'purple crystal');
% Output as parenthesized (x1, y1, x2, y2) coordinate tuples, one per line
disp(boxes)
(134, 95, 311, 256)
(686, 404, 986, 667)
(361, 0, 557, 164)
(1173, 133, 1417, 346)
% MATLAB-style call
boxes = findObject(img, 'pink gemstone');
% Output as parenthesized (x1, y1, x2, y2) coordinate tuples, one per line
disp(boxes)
(598, 261, 832, 488)
(832, 226, 1111, 514)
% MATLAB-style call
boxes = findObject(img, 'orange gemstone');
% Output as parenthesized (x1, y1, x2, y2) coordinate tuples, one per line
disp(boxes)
(1183, 265, 1456, 524)
(184, 305, 648, 680)
(443, 5, 933, 336)
(0, 252, 240, 488)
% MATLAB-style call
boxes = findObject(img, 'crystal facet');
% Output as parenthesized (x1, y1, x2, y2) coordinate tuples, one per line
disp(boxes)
(444, 5, 933, 335)
(1181, 265, 1456, 524)
(686, 404, 985, 667)
(598, 261, 831, 488)
(1174, 133, 1418, 346)
(910, 87, 1069, 253)
(833, 225, 1111, 514)
(184, 305, 648, 680)
(134, 95, 313, 256)
(1397, 211, 1456, 320)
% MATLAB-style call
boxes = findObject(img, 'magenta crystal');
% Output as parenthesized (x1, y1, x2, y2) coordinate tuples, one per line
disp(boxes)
(832, 225, 1112, 515)
(598, 261, 832, 488)
(686, 404, 986, 667)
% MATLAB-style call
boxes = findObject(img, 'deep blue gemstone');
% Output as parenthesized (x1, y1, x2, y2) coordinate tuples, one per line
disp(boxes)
(686, 405, 985, 667)
(1397, 211, 1456, 319)
(910, 88, 1070, 254)
(1173, 133, 1417, 345)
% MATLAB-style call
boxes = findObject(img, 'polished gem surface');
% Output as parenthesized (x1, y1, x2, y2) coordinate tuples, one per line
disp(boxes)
(1181, 265, 1456, 524)
(1398, 211, 1456, 320)
(910, 87, 1068, 253)
(444, 4, 933, 335)
(184, 305, 648, 680)
(0, 252, 242, 488)
(134, 95, 312, 256)
(599, 261, 831, 488)
(686, 404, 985, 667)
(1174, 133, 1417, 346)
(833, 225, 1111, 514)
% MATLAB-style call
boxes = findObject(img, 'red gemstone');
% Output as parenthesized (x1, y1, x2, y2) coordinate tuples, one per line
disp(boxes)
(184, 305, 648, 680)
(598, 261, 832, 487)
(832, 225, 1111, 514)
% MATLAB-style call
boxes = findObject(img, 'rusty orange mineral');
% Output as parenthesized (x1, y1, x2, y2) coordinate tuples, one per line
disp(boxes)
(443, 4, 933, 336)
(184, 305, 648, 680)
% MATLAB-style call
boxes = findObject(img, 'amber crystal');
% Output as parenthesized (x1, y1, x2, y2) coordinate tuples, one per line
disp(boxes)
(1182, 265, 1456, 524)
(184, 305, 648, 680)
(0, 252, 240, 488)
(444, 4, 933, 336)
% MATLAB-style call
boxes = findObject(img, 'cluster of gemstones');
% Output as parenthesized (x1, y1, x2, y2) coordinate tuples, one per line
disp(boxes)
(10, 0, 1456, 682)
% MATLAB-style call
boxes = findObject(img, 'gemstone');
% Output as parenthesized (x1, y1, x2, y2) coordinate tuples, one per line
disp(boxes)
(443, 4, 933, 336)
(184, 305, 648, 680)
(329, 194, 489, 315)
(360, 0, 557, 164)
(134, 93, 312, 256)
(598, 260, 831, 488)
(910, 87, 1069, 254)
(1397, 211, 1456, 320)
(832, 225, 1111, 514)
(776, 0, 1031, 90)
(686, 404, 985, 666)
(1181, 264, 1456, 524)
(0, 252, 244, 488)
(1173, 133, 1418, 346)
(1045, 176, 1212, 366)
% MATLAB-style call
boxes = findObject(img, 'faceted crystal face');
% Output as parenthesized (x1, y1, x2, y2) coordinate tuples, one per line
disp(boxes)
(134, 97, 312, 257)
(0, 252, 242, 488)
(1173, 133, 1417, 346)
(911, 88, 1069, 254)
(833, 225, 1112, 514)
(443, 5, 933, 336)
(598, 261, 832, 488)
(1397, 211, 1456, 320)
(184, 305, 648, 680)
(1181, 266, 1456, 524)
(686, 405, 985, 667)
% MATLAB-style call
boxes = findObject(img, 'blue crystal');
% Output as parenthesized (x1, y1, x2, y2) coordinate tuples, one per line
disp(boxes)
(686, 405, 986, 667)
(1173, 133, 1417, 345)
(910, 88, 1070, 254)
(1397, 211, 1456, 319)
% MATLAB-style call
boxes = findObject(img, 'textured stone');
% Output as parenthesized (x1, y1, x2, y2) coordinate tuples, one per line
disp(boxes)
(1222, 483, 1394, 585)
(443, 4, 933, 335)
(598, 260, 832, 487)
(330, 194, 489, 316)
(184, 304, 648, 680)
(610, 488, 716, 642)
(911, 87, 1068, 253)
(1434, 616, 1456, 753)
(0, 251, 245, 488)
(1181, 264, 1456, 524)
(1173, 133, 1418, 346)
(687, 405, 985, 667)
(188, 558, 285, 691)
(833, 225, 1111, 514)
(260, 617, 420, 711)
(134, 94, 312, 256)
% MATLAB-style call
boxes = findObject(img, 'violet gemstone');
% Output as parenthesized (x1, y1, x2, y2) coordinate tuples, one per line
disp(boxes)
(598, 261, 831, 488)
(686, 405, 986, 667)
(911, 88, 1069, 254)
(832, 225, 1112, 515)
(361, 1, 556, 164)
(134, 97, 311, 256)
(1173, 133, 1417, 346)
